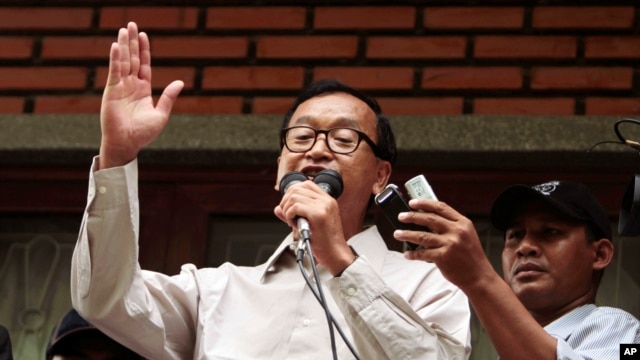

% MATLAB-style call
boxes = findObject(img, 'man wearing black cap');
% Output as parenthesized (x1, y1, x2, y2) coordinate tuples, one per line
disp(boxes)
(395, 180, 640, 360)
(47, 309, 143, 360)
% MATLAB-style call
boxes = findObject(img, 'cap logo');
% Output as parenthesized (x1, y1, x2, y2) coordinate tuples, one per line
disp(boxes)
(532, 181, 560, 196)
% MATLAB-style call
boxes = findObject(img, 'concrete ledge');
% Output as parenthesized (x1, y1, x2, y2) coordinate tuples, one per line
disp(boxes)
(0, 114, 638, 170)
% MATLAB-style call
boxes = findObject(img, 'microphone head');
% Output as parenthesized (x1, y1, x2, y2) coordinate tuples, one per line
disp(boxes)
(314, 169, 343, 199)
(279, 171, 308, 196)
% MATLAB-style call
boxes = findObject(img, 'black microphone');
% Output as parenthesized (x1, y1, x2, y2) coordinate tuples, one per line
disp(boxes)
(279, 169, 344, 240)
(312, 169, 343, 198)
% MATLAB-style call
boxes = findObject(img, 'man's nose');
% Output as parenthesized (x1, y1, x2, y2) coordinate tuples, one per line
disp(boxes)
(516, 235, 540, 257)
(307, 133, 332, 156)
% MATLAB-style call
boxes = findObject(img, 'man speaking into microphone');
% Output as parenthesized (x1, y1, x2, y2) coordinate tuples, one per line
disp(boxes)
(70, 22, 471, 360)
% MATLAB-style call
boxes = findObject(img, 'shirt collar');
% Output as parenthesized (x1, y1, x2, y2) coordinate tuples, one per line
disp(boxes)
(259, 232, 296, 282)
(347, 225, 387, 271)
(544, 303, 597, 340)
(259, 225, 387, 282)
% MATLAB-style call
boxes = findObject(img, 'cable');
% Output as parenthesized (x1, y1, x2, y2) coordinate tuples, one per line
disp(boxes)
(587, 118, 640, 153)
(296, 240, 362, 360)
(301, 237, 337, 359)
(587, 140, 625, 153)
(614, 118, 640, 150)
(296, 246, 362, 360)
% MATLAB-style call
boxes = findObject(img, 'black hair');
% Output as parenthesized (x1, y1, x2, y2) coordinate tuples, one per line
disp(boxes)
(280, 79, 397, 166)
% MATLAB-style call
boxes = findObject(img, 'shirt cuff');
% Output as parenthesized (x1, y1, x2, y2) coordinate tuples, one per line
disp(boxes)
(88, 156, 138, 211)
(334, 246, 359, 277)
(327, 256, 386, 314)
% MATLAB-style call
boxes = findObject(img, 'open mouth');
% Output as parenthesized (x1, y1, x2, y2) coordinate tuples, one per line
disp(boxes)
(300, 167, 327, 180)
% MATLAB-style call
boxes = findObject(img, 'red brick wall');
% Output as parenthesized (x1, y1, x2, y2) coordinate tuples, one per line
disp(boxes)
(0, 3, 638, 116)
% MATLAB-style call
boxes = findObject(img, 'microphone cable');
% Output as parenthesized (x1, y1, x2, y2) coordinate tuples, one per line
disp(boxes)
(296, 238, 362, 360)
(588, 118, 640, 153)
(297, 234, 337, 359)
(614, 118, 640, 150)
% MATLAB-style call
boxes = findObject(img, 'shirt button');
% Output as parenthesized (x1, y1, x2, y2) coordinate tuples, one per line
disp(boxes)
(98, 186, 107, 194)
(347, 287, 356, 296)
(303, 319, 311, 326)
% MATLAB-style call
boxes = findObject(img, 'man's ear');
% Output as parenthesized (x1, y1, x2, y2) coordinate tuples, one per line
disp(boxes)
(372, 160, 392, 195)
(592, 238, 614, 271)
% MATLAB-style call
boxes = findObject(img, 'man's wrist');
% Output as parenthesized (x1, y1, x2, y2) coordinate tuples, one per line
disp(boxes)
(333, 246, 359, 277)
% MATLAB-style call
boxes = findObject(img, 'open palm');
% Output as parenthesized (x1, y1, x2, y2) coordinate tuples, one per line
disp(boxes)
(99, 22, 183, 169)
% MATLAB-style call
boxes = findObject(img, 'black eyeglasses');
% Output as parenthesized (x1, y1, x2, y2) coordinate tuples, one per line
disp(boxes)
(281, 126, 384, 158)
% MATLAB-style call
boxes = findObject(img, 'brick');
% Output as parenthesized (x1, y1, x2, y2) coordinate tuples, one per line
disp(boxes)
(151, 36, 248, 59)
(202, 67, 304, 90)
(585, 36, 640, 59)
(474, 36, 576, 59)
(172, 96, 244, 114)
(313, 67, 414, 90)
(207, 7, 306, 29)
(533, 6, 634, 29)
(0, 97, 25, 113)
(252, 97, 297, 114)
(585, 97, 640, 115)
(531, 67, 632, 90)
(41, 37, 114, 59)
(0, 37, 33, 59)
(377, 97, 464, 115)
(474, 98, 575, 115)
(422, 67, 522, 90)
(95, 67, 195, 90)
(100, 7, 198, 29)
(257, 36, 358, 59)
(315, 7, 415, 29)
(0, 67, 86, 90)
(34, 94, 242, 114)
(367, 37, 466, 59)
(424, 7, 523, 29)
(0, 7, 92, 30)
(34, 96, 102, 114)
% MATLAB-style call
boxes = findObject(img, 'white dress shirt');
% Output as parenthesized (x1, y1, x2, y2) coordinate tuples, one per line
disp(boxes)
(71, 157, 472, 360)
(545, 303, 640, 360)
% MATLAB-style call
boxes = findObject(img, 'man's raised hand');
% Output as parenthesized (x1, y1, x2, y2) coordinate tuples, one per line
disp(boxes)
(99, 22, 184, 169)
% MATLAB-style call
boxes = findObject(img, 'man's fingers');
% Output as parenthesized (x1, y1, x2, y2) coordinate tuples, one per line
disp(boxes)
(117, 26, 130, 76)
(408, 198, 463, 222)
(106, 43, 121, 87)
(127, 22, 141, 77)
(138, 32, 152, 82)
(398, 210, 445, 234)
(156, 80, 185, 116)
(404, 245, 441, 262)
(395, 228, 442, 250)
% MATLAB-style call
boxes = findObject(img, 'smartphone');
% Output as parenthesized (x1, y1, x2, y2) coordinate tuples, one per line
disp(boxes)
(374, 184, 426, 250)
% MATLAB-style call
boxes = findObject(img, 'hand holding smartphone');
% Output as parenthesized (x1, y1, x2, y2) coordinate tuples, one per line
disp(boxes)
(374, 175, 437, 250)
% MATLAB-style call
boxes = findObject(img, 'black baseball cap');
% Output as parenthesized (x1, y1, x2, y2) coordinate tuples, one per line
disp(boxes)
(491, 180, 612, 240)
(46, 309, 100, 359)
(46, 309, 143, 360)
